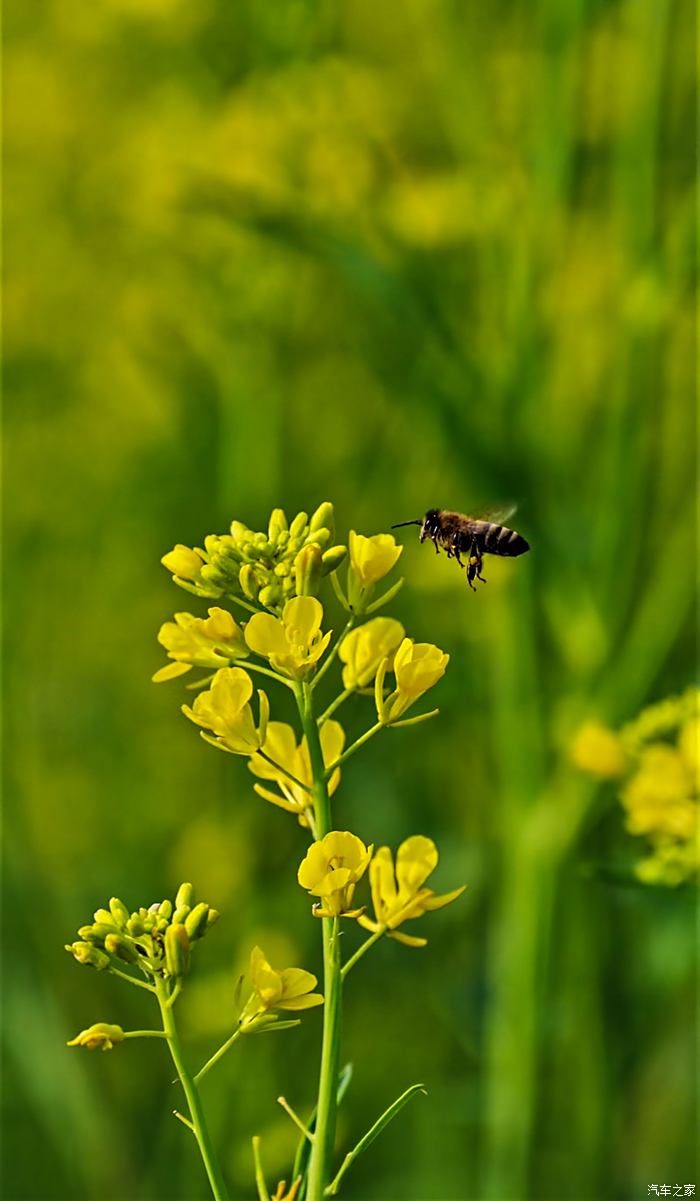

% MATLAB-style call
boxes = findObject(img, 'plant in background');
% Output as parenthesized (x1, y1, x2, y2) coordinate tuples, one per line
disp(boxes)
(66, 501, 464, 1201)
(572, 687, 699, 886)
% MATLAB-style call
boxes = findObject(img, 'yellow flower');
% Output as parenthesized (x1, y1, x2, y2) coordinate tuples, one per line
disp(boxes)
(161, 544, 206, 582)
(67, 1022, 125, 1051)
(239, 946, 323, 1027)
(248, 720, 345, 825)
(357, 836, 465, 947)
(298, 831, 373, 918)
(152, 607, 248, 682)
(375, 638, 449, 724)
(338, 618, 405, 690)
(571, 721, 627, 778)
(348, 531, 402, 586)
(621, 744, 696, 839)
(244, 596, 332, 679)
(182, 667, 268, 755)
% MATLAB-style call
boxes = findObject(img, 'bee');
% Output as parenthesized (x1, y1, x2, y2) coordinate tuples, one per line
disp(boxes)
(392, 506, 530, 591)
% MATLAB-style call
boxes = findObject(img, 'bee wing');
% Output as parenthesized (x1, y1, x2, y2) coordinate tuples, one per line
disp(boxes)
(468, 502, 518, 524)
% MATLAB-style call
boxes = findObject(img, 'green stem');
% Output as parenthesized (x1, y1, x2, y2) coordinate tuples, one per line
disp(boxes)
(108, 966, 156, 992)
(122, 1029, 169, 1039)
(227, 594, 263, 618)
(256, 749, 312, 794)
(340, 927, 386, 980)
(311, 617, 355, 690)
(155, 978, 230, 1201)
(317, 687, 354, 726)
(325, 722, 383, 777)
(295, 683, 343, 1201)
(193, 1027, 243, 1085)
(243, 661, 294, 690)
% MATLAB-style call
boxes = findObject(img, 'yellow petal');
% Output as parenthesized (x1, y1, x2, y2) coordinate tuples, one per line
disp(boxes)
(245, 613, 289, 658)
(283, 596, 324, 644)
(276, 992, 324, 1011)
(152, 661, 192, 683)
(396, 836, 439, 895)
(279, 967, 318, 998)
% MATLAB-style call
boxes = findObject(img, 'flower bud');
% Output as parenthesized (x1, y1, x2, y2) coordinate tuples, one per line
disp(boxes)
(67, 1022, 125, 1051)
(184, 902, 210, 940)
(258, 585, 280, 609)
(175, 882, 194, 910)
(206, 908, 220, 929)
(295, 545, 323, 598)
(268, 509, 288, 540)
(158, 899, 173, 920)
(65, 941, 111, 970)
(289, 512, 308, 538)
(104, 934, 139, 964)
(108, 898, 130, 928)
(161, 545, 204, 581)
(172, 905, 191, 924)
(93, 908, 116, 927)
(165, 923, 190, 979)
(81, 923, 118, 946)
(126, 915, 145, 936)
(309, 501, 335, 539)
(321, 545, 347, 575)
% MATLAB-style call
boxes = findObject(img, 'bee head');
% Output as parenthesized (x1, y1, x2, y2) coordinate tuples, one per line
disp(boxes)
(421, 509, 441, 542)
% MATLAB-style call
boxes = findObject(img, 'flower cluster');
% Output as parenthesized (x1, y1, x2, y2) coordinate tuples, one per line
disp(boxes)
(572, 688, 699, 886)
(161, 503, 347, 612)
(153, 607, 248, 683)
(65, 883, 219, 983)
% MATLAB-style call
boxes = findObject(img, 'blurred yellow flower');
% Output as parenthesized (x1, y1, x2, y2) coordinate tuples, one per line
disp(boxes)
(571, 721, 627, 778)
(376, 638, 449, 723)
(358, 836, 465, 947)
(339, 617, 405, 690)
(348, 531, 402, 586)
(621, 744, 695, 839)
(182, 667, 268, 755)
(67, 1022, 125, 1051)
(152, 607, 248, 682)
(239, 946, 323, 1027)
(298, 831, 373, 918)
(248, 720, 345, 824)
(244, 596, 331, 679)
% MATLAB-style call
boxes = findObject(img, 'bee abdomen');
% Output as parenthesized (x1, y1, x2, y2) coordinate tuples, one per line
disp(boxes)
(482, 523, 530, 557)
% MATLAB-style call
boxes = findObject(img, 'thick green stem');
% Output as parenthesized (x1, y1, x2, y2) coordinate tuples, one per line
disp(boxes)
(155, 978, 230, 1201)
(295, 682, 343, 1201)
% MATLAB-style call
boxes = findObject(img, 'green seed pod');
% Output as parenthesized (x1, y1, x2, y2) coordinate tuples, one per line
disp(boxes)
(295, 545, 323, 598)
(165, 923, 190, 979)
(184, 902, 210, 940)
(104, 933, 139, 964)
(175, 883, 194, 910)
(66, 941, 111, 970)
(321, 545, 348, 575)
(309, 501, 334, 539)
(289, 512, 308, 538)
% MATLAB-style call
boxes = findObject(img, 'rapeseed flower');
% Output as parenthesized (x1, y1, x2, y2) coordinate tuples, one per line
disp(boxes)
(67, 1022, 125, 1051)
(375, 638, 449, 724)
(248, 720, 345, 825)
(245, 596, 331, 679)
(358, 836, 465, 947)
(239, 946, 323, 1027)
(182, 667, 268, 754)
(298, 831, 372, 918)
(152, 607, 248, 683)
(338, 617, 405, 690)
(348, 531, 402, 586)
(570, 721, 627, 778)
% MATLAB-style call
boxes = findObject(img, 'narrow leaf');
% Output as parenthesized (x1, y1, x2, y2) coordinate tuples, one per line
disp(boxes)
(325, 1083, 426, 1196)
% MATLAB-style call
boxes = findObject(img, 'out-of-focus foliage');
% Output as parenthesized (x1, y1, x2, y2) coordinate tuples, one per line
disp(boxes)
(3, 0, 695, 1199)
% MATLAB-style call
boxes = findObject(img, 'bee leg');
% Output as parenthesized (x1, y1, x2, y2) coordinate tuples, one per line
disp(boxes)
(431, 536, 440, 555)
(451, 532, 464, 568)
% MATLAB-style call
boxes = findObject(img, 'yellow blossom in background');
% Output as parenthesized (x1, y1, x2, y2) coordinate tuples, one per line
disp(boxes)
(339, 617, 405, 690)
(574, 690, 700, 886)
(182, 666, 268, 754)
(375, 638, 449, 724)
(298, 831, 372, 917)
(248, 720, 345, 824)
(358, 836, 465, 947)
(152, 607, 248, 682)
(244, 596, 331, 679)
(348, 530, 402, 586)
(239, 946, 323, 1027)
(570, 721, 627, 778)
(67, 1022, 125, 1051)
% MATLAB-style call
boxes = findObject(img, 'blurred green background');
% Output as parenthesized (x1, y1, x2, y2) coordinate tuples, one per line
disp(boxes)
(3, 1, 696, 1199)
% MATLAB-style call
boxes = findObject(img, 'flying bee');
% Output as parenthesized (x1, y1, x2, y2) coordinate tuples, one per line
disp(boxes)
(392, 506, 530, 591)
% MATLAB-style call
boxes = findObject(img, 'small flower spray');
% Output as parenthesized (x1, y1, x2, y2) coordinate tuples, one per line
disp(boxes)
(66, 502, 464, 1201)
(572, 687, 699, 886)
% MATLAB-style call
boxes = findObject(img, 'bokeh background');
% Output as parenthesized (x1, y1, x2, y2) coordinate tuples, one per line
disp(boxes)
(3, 1, 696, 1199)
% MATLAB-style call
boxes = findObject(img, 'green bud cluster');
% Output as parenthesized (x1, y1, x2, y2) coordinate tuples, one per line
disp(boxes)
(166, 502, 347, 613)
(65, 883, 219, 983)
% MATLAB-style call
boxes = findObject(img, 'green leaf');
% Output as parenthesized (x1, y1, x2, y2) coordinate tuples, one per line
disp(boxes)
(325, 1082, 427, 1196)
